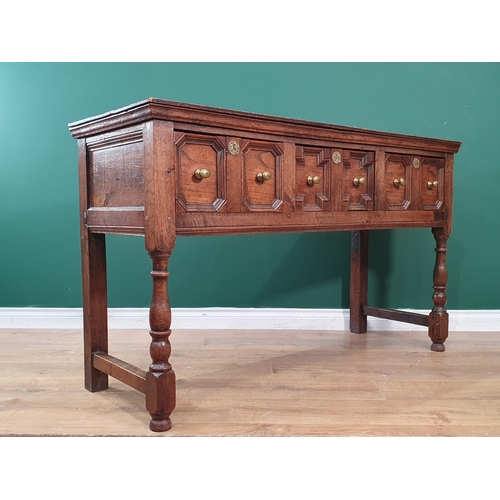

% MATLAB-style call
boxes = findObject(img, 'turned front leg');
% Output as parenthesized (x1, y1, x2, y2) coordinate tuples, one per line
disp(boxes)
(146, 251, 176, 432)
(429, 227, 449, 352)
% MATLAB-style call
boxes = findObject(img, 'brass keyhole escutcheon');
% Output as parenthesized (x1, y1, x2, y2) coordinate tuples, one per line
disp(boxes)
(194, 168, 211, 180)
(332, 151, 342, 164)
(353, 177, 366, 187)
(228, 141, 240, 156)
(256, 171, 272, 182)
(307, 175, 321, 186)
(393, 178, 406, 188)
(427, 180, 438, 189)
(413, 157, 420, 169)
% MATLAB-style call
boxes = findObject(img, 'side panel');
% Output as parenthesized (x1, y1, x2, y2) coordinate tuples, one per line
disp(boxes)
(84, 125, 146, 234)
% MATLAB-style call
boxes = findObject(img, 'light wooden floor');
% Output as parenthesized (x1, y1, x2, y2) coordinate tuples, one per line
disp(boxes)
(1, 327, 500, 437)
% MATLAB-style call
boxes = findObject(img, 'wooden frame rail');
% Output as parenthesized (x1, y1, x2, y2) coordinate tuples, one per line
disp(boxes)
(362, 306, 430, 327)
(92, 353, 147, 394)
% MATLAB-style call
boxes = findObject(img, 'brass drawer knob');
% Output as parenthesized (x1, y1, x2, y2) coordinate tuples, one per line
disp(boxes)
(194, 168, 211, 180)
(427, 180, 438, 189)
(256, 171, 272, 182)
(307, 175, 321, 186)
(393, 178, 406, 187)
(353, 177, 366, 187)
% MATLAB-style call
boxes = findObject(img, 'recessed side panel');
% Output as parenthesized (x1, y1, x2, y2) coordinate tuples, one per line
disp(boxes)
(84, 126, 146, 235)
(87, 128, 145, 208)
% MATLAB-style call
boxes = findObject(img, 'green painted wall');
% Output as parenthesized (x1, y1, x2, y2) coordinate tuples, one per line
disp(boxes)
(1, 63, 499, 310)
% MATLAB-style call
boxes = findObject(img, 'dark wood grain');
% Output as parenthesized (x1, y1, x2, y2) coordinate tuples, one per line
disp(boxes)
(350, 230, 369, 333)
(175, 210, 444, 236)
(92, 353, 147, 394)
(146, 252, 176, 432)
(143, 120, 176, 254)
(86, 207, 145, 234)
(69, 99, 461, 432)
(241, 140, 284, 212)
(69, 98, 462, 154)
(79, 138, 109, 392)
(363, 306, 429, 327)
(175, 132, 227, 212)
(429, 227, 449, 351)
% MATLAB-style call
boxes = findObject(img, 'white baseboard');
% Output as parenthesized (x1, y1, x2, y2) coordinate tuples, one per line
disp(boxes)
(0, 307, 498, 331)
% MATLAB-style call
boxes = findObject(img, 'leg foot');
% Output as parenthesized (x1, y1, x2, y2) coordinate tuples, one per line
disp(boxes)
(431, 342, 445, 352)
(146, 367, 175, 432)
(150, 417, 172, 432)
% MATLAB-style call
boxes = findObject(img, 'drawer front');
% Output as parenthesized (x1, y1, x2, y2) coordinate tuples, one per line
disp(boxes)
(173, 131, 446, 220)
(337, 149, 375, 211)
(241, 139, 284, 212)
(384, 154, 444, 211)
(419, 156, 444, 210)
(175, 132, 227, 212)
(175, 133, 286, 214)
(295, 146, 332, 212)
(384, 153, 412, 210)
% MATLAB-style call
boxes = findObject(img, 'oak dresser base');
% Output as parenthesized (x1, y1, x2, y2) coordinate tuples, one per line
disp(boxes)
(70, 99, 460, 431)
